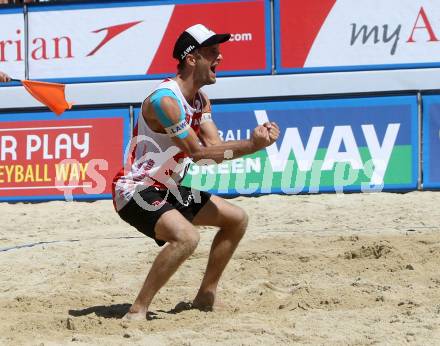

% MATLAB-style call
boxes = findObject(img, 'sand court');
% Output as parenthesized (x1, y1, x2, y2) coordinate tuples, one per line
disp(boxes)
(1, 191, 440, 345)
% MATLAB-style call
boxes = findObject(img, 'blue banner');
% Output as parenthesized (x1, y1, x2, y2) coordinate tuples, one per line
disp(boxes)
(423, 95, 440, 189)
(181, 96, 419, 195)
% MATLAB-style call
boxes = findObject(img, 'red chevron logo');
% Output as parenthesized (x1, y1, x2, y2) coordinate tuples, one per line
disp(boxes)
(87, 20, 143, 57)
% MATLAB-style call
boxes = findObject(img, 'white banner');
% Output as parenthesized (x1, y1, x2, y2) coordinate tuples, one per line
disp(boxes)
(26, 1, 269, 80)
(0, 10, 25, 80)
(277, 0, 440, 72)
(307, 0, 440, 67)
(28, 4, 173, 79)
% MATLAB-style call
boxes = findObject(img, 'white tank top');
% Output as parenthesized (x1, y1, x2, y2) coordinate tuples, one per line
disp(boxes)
(112, 79, 204, 211)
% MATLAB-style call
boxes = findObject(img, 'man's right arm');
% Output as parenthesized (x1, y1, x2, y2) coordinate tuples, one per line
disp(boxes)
(150, 95, 278, 164)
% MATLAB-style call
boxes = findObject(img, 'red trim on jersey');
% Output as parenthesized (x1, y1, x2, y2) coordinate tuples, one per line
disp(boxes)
(112, 82, 204, 209)
(112, 122, 139, 209)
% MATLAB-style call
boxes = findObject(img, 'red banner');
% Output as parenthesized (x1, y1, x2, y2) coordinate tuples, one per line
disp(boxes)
(148, 1, 269, 74)
(22, 0, 270, 80)
(277, 0, 336, 70)
(0, 113, 126, 200)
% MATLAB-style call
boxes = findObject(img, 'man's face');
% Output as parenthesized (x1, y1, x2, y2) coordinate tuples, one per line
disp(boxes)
(193, 44, 223, 86)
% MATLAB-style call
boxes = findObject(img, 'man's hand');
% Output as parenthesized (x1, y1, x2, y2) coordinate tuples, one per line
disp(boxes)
(264, 121, 280, 145)
(251, 122, 280, 150)
(0, 71, 11, 83)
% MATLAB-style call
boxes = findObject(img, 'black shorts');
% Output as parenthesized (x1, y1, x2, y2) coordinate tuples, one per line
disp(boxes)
(117, 186, 211, 246)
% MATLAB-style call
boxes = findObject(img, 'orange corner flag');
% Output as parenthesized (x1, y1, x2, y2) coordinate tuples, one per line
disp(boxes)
(22, 80, 72, 116)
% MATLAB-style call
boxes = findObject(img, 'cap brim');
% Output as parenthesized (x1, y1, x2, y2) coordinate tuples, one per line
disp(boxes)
(200, 33, 231, 47)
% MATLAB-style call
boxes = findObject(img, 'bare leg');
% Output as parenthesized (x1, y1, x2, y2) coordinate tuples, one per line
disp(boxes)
(123, 210, 200, 320)
(192, 195, 248, 310)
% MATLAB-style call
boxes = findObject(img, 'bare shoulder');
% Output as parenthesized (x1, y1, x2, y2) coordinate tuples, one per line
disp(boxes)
(141, 94, 179, 133)
(198, 90, 212, 112)
(143, 94, 181, 121)
(199, 90, 211, 104)
(142, 96, 153, 119)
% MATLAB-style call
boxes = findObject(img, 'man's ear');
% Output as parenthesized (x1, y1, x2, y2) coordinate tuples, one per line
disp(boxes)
(186, 53, 197, 67)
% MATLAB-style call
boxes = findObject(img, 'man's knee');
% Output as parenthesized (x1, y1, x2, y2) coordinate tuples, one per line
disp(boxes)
(172, 227, 200, 257)
(237, 208, 249, 234)
(224, 206, 248, 237)
(237, 207, 248, 229)
(156, 219, 200, 256)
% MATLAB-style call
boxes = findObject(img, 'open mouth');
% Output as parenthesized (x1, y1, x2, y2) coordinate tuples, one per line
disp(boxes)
(210, 65, 217, 74)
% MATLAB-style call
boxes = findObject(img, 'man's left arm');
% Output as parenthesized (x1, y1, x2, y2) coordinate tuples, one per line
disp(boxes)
(198, 92, 222, 147)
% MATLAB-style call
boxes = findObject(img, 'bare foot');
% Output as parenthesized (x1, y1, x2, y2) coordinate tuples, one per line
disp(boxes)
(192, 291, 225, 312)
(122, 306, 147, 320)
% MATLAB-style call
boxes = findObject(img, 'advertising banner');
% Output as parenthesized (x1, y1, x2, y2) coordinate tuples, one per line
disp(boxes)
(422, 95, 440, 189)
(0, 8, 25, 81)
(0, 109, 129, 201)
(275, 0, 440, 73)
(181, 96, 418, 195)
(27, 0, 270, 81)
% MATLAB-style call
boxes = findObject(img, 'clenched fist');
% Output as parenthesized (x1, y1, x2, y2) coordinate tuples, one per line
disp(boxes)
(251, 122, 280, 150)
(263, 121, 280, 145)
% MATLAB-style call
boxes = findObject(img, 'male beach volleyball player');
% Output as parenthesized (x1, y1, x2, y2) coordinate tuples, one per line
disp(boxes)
(112, 24, 280, 320)
(0, 71, 11, 82)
